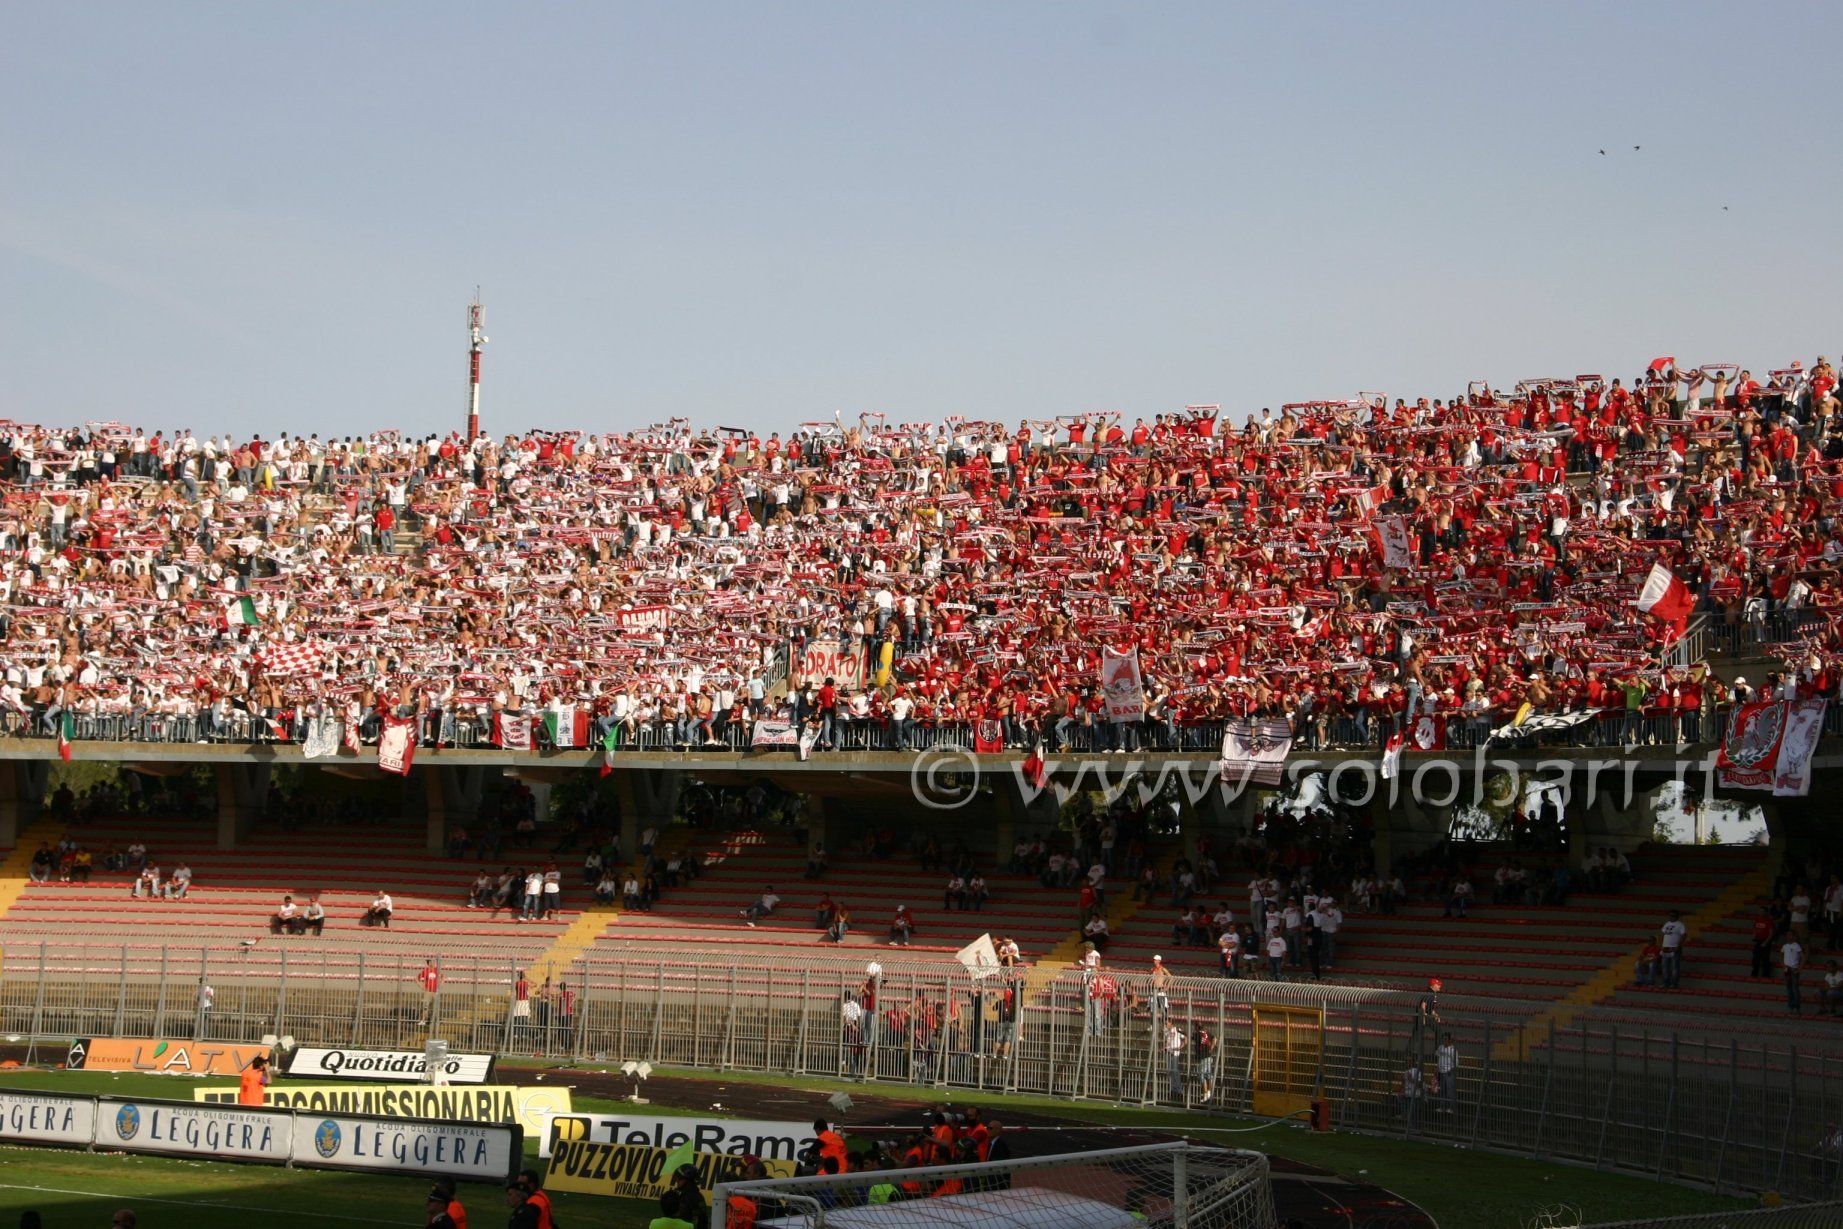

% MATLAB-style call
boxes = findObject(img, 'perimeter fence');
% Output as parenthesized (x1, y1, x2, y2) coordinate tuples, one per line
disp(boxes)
(2, 941, 1840, 1201)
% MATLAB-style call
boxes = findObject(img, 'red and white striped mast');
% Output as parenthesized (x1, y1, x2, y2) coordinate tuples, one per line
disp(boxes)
(465, 291, 487, 442)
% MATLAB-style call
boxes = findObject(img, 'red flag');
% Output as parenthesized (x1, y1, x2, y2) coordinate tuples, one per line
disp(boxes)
(973, 719, 1005, 755)
(1022, 739, 1046, 789)
(1632, 563, 1694, 637)
(1410, 713, 1445, 752)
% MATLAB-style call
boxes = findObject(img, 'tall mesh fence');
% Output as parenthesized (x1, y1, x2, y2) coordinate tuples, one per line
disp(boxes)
(3, 942, 1841, 1201)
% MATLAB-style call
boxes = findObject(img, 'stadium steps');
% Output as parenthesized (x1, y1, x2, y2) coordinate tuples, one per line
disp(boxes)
(1105, 843, 1775, 1027)
(591, 833, 1073, 962)
(0, 818, 568, 961)
(0, 821, 61, 921)
(1494, 846, 1777, 1060)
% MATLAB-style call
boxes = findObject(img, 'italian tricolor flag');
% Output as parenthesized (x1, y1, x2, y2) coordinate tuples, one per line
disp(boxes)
(224, 596, 258, 628)
(58, 711, 73, 762)
(544, 706, 591, 749)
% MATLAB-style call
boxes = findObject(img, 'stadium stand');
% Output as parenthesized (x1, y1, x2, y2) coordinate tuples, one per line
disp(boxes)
(0, 353, 1836, 758)
(0, 353, 1838, 1055)
(588, 830, 1073, 961)
(0, 818, 567, 963)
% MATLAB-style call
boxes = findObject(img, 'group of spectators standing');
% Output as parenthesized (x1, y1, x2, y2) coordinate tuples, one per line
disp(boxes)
(1734, 862, 1843, 1015)
(0, 353, 1838, 760)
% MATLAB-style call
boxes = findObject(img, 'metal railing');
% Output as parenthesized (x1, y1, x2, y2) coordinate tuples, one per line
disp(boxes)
(1707, 606, 1829, 659)
(3, 942, 1840, 1202)
(11, 690, 1843, 759)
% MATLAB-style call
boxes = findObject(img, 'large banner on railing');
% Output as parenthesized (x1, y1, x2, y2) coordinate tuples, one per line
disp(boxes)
(1219, 717, 1293, 786)
(749, 718, 800, 748)
(1100, 646, 1145, 721)
(1718, 699, 1826, 794)
(797, 637, 865, 689)
(539, 1111, 814, 1160)
(197, 1083, 569, 1136)
(69, 1037, 269, 1076)
(1771, 699, 1826, 797)
(282, 1045, 497, 1084)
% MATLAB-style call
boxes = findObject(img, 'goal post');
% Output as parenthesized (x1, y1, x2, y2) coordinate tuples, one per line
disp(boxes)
(712, 1141, 1274, 1229)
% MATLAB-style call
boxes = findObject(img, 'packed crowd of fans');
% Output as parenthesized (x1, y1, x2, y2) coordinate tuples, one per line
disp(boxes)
(2, 353, 1839, 751)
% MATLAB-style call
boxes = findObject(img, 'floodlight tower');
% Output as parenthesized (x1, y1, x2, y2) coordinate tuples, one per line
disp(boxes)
(465, 293, 487, 442)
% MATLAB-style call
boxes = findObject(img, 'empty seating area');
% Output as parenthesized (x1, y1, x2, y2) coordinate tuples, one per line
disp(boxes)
(591, 831, 1078, 964)
(0, 819, 569, 967)
(5, 817, 1835, 1047)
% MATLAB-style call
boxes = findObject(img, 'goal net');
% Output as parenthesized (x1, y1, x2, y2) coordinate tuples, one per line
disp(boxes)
(712, 1142, 1274, 1229)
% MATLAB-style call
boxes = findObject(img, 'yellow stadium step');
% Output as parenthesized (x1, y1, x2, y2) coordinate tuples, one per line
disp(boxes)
(1034, 851, 1169, 974)
(418, 830, 709, 1044)
(0, 821, 63, 923)
(1491, 851, 1777, 1063)
(528, 904, 621, 985)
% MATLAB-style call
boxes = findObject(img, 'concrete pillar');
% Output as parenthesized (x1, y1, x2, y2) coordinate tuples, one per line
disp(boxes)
(425, 765, 486, 854)
(1589, 790, 1657, 856)
(0, 761, 50, 847)
(1371, 794, 1394, 877)
(613, 769, 681, 863)
(215, 763, 271, 850)
(990, 790, 1015, 863)
(993, 771, 1061, 851)
(804, 795, 828, 851)
(0, 769, 14, 851)
(1565, 797, 1588, 870)
(1178, 784, 1233, 867)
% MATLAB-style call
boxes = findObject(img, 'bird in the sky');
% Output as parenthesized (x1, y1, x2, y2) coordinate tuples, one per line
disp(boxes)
(1634, 145, 1641, 150)
(1723, 206, 1729, 211)
(1599, 149, 1606, 155)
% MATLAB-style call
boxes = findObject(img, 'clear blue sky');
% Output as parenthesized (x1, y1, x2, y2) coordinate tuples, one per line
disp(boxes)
(2, 2, 1836, 440)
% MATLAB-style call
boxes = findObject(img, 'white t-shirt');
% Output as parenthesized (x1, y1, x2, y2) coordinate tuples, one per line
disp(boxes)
(1782, 940, 1804, 971)
(1660, 920, 1687, 950)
